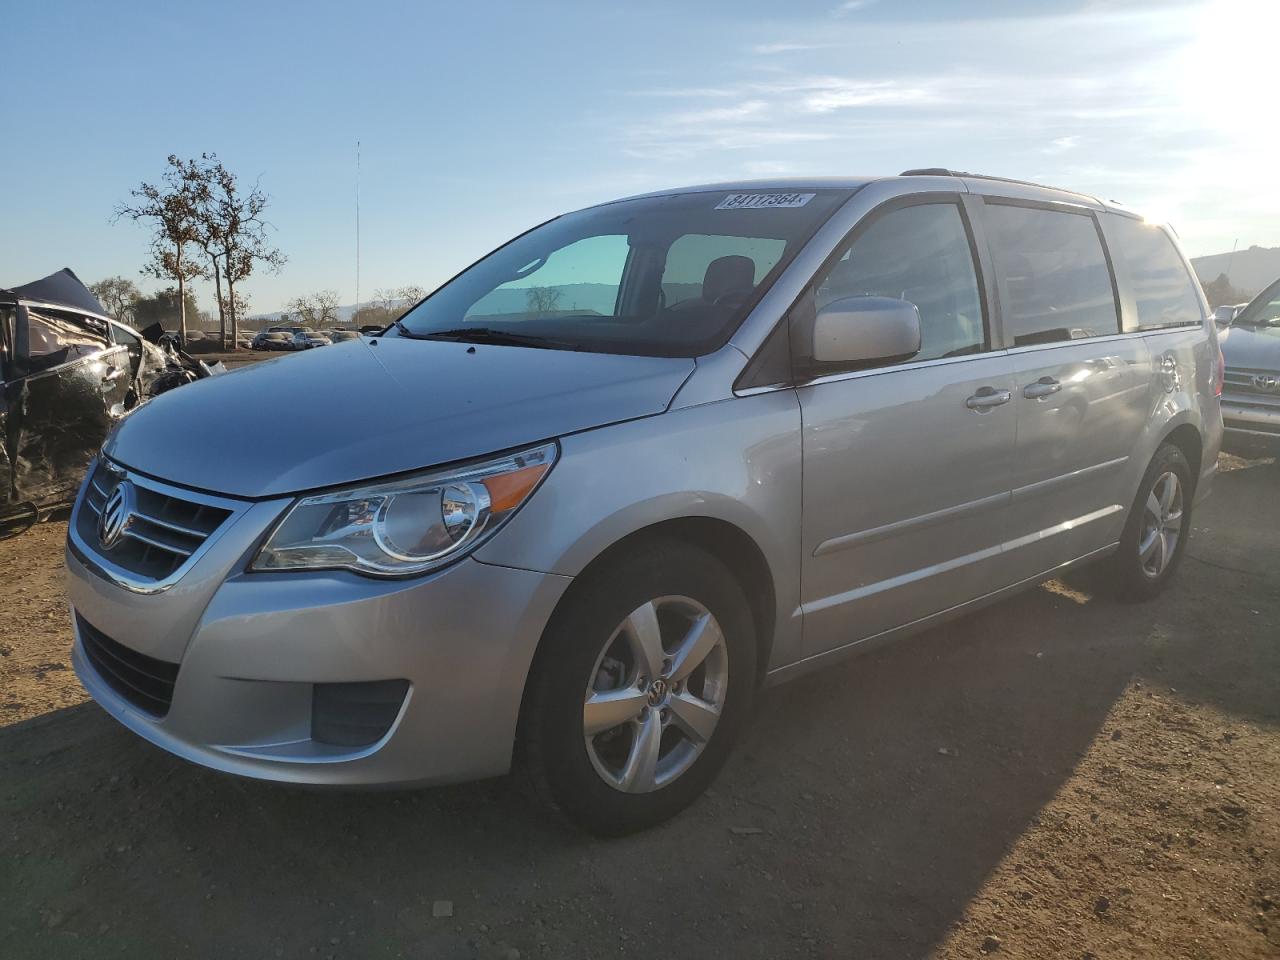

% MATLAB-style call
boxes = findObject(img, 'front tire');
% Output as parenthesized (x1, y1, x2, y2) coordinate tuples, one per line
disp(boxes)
(1107, 442, 1193, 602)
(519, 539, 757, 836)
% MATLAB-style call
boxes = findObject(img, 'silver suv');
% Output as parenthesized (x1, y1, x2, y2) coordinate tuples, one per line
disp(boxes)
(65, 171, 1223, 834)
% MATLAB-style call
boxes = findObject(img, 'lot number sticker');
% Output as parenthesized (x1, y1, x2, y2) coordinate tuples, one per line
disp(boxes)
(715, 192, 815, 210)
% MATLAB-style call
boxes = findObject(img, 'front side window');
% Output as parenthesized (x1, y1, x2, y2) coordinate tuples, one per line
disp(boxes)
(983, 203, 1118, 346)
(395, 190, 849, 357)
(808, 202, 986, 364)
(22, 308, 109, 375)
(1106, 215, 1202, 331)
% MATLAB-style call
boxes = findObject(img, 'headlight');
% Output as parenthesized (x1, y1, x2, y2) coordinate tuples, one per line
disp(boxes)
(251, 443, 556, 577)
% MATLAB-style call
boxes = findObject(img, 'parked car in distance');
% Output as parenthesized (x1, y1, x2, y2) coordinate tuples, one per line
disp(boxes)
(66, 172, 1222, 835)
(251, 330, 292, 351)
(328, 329, 360, 343)
(292, 330, 332, 349)
(1219, 275, 1280, 459)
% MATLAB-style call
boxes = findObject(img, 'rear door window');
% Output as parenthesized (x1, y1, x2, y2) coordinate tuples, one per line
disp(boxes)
(983, 203, 1119, 346)
(1104, 215, 1203, 331)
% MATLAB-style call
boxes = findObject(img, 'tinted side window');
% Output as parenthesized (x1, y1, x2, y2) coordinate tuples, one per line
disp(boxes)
(812, 203, 985, 364)
(1105, 215, 1203, 331)
(984, 203, 1118, 346)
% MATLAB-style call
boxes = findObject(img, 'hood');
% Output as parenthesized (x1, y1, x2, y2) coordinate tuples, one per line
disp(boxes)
(105, 337, 694, 497)
(1222, 322, 1280, 372)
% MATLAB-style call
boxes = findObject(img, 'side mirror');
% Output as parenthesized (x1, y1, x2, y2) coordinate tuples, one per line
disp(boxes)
(812, 296, 922, 366)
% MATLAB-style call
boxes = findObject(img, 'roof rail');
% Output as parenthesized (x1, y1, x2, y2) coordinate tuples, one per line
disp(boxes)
(898, 168, 1097, 202)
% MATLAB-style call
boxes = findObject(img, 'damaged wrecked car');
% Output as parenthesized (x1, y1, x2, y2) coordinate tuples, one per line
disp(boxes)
(1, 268, 222, 527)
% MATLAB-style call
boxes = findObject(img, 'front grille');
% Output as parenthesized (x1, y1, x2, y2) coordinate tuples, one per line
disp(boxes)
(77, 615, 179, 717)
(76, 460, 233, 583)
(1223, 367, 1280, 403)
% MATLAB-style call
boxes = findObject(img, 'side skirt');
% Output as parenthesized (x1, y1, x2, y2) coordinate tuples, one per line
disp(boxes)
(764, 542, 1119, 688)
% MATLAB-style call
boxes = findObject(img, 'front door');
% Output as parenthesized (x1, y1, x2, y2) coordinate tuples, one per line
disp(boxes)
(5, 303, 131, 506)
(794, 198, 1017, 658)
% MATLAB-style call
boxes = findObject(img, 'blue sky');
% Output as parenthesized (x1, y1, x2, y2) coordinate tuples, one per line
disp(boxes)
(2, 0, 1274, 314)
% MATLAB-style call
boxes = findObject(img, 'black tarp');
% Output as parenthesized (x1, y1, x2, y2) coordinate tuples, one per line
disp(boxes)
(4, 268, 109, 317)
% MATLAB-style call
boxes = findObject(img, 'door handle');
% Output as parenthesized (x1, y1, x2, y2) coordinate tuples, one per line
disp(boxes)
(101, 365, 124, 384)
(1023, 376, 1061, 399)
(965, 387, 1012, 410)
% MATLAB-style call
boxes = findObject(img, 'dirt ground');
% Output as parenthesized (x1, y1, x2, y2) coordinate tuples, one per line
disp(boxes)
(1, 455, 1276, 959)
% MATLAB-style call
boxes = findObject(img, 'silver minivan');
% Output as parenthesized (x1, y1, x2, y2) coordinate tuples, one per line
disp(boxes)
(66, 171, 1223, 834)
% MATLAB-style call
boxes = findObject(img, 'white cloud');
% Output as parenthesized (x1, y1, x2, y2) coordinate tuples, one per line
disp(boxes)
(1043, 135, 1082, 154)
(833, 0, 876, 16)
(800, 80, 940, 113)
(668, 100, 770, 125)
(750, 42, 827, 55)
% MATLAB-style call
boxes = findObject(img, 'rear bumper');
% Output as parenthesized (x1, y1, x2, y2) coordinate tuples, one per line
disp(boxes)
(68, 543, 571, 787)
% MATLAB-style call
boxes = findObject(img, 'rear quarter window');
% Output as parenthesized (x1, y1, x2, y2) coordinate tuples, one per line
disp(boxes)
(983, 202, 1119, 346)
(1104, 214, 1203, 331)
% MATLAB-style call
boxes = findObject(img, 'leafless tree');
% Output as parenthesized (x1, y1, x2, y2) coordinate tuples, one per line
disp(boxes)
(286, 290, 341, 328)
(89, 276, 142, 325)
(194, 154, 286, 349)
(114, 156, 207, 341)
(526, 286, 562, 314)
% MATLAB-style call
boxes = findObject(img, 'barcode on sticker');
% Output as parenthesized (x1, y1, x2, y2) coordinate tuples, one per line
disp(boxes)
(716, 192, 815, 210)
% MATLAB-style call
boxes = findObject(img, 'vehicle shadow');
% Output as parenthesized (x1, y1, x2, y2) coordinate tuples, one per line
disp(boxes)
(2, 460, 1276, 960)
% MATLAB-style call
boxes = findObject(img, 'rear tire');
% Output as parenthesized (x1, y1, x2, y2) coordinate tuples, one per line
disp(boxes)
(1106, 442, 1193, 602)
(519, 539, 756, 836)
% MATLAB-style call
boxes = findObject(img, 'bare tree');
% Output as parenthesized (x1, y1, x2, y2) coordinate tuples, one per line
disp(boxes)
(195, 154, 286, 349)
(397, 285, 427, 309)
(89, 276, 142, 325)
(526, 286, 562, 314)
(115, 156, 208, 342)
(373, 285, 427, 315)
(286, 290, 341, 328)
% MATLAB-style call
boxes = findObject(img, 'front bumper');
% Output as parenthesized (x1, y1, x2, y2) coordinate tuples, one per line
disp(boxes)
(67, 501, 571, 787)
(1221, 397, 1280, 457)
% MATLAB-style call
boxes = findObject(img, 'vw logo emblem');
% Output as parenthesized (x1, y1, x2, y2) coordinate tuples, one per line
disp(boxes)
(98, 481, 136, 550)
(1252, 373, 1279, 392)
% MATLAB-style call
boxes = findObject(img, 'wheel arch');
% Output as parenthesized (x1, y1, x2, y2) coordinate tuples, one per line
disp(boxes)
(1160, 421, 1204, 493)
(523, 516, 779, 697)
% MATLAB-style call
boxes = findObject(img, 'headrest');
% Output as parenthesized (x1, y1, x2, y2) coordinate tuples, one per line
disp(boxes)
(702, 255, 756, 303)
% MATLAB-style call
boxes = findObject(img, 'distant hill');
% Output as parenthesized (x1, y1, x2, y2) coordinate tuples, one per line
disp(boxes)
(1191, 245, 1280, 296)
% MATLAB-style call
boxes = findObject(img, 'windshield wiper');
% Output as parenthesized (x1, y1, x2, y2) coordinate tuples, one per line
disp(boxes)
(419, 327, 584, 351)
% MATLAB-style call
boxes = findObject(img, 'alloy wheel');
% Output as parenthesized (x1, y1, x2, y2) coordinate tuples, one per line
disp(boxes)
(583, 596, 729, 793)
(1138, 471, 1184, 578)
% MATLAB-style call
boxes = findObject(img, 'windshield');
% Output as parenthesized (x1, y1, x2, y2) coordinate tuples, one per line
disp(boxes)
(1234, 277, 1280, 326)
(392, 189, 850, 356)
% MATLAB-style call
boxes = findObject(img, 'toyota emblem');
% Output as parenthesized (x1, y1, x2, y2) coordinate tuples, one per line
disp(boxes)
(97, 481, 137, 550)
(1252, 373, 1279, 392)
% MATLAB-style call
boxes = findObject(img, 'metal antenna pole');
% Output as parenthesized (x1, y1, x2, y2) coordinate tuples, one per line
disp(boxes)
(355, 140, 361, 323)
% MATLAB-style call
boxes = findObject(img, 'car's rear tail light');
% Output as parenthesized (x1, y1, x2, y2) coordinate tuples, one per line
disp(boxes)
(1215, 345, 1225, 398)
